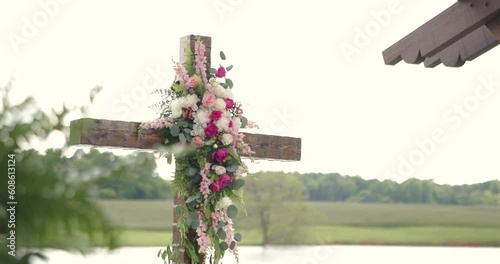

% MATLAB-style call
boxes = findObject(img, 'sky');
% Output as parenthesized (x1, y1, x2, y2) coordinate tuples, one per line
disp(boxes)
(1, 0, 499, 185)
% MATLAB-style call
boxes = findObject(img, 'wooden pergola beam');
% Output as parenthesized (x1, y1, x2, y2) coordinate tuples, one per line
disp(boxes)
(383, 0, 500, 67)
(69, 118, 302, 161)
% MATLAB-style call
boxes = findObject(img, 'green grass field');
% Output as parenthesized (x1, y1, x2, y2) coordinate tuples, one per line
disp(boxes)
(98, 200, 500, 247)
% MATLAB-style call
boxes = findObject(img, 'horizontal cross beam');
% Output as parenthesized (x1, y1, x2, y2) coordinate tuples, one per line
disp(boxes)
(383, 0, 500, 67)
(69, 118, 301, 161)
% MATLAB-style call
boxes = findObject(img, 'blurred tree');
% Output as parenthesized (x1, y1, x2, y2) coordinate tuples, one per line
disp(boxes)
(0, 83, 118, 264)
(66, 149, 172, 200)
(243, 171, 314, 245)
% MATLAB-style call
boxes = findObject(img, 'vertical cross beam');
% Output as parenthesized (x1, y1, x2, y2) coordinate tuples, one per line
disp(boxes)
(172, 35, 211, 264)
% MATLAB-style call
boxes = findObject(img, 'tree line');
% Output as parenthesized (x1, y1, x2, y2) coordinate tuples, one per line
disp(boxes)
(296, 172, 500, 205)
(74, 149, 500, 206)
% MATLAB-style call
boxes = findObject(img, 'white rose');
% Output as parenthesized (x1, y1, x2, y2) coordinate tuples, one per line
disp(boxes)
(214, 98, 226, 110)
(171, 100, 183, 118)
(221, 133, 233, 146)
(215, 85, 227, 98)
(216, 197, 233, 211)
(191, 124, 205, 137)
(212, 165, 226, 175)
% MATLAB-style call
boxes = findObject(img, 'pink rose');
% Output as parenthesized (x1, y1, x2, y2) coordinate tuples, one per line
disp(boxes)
(187, 76, 198, 88)
(215, 66, 226, 78)
(204, 122, 218, 138)
(191, 136, 204, 148)
(219, 174, 232, 187)
(212, 148, 228, 163)
(224, 98, 234, 109)
(202, 93, 216, 108)
(210, 110, 223, 121)
(211, 181, 222, 192)
(228, 120, 233, 128)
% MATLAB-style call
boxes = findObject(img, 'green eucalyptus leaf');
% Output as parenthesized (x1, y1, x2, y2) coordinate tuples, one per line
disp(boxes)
(209, 68, 217, 74)
(227, 205, 238, 219)
(231, 179, 245, 190)
(186, 167, 197, 177)
(220, 51, 226, 60)
(234, 233, 242, 242)
(226, 165, 238, 173)
(226, 78, 234, 88)
(179, 133, 186, 144)
(217, 229, 227, 240)
(186, 195, 196, 204)
(217, 220, 225, 229)
(230, 241, 236, 250)
(226, 65, 233, 72)
(240, 117, 248, 128)
(219, 242, 228, 251)
(170, 124, 180, 136)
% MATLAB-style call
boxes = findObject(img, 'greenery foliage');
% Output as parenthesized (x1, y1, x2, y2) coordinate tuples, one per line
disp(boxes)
(0, 84, 118, 264)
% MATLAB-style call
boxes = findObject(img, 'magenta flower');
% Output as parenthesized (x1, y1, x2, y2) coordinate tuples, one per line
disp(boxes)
(219, 174, 232, 187)
(210, 110, 223, 121)
(224, 98, 234, 109)
(215, 65, 226, 78)
(211, 181, 222, 192)
(204, 122, 218, 138)
(212, 148, 228, 163)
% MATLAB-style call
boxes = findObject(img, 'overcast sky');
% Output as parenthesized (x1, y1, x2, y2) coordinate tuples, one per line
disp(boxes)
(2, 0, 499, 185)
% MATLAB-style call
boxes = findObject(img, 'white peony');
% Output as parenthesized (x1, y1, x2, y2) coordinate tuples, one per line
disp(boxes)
(194, 108, 210, 126)
(191, 124, 205, 137)
(216, 197, 233, 211)
(232, 117, 242, 132)
(214, 98, 226, 110)
(171, 100, 183, 118)
(221, 133, 233, 146)
(215, 116, 230, 130)
(184, 94, 199, 110)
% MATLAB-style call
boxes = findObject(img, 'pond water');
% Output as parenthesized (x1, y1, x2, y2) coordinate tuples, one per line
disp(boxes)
(33, 245, 500, 264)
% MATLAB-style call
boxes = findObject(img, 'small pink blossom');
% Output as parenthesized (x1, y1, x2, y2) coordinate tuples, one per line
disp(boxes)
(245, 120, 258, 129)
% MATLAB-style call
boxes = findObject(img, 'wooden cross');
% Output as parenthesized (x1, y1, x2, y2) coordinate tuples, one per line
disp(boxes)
(69, 35, 301, 264)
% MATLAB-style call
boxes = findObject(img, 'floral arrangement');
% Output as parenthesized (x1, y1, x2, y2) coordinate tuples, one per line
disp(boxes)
(140, 37, 252, 264)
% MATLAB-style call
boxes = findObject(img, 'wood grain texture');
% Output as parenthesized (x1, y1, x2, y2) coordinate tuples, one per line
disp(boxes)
(383, 0, 500, 67)
(69, 118, 302, 161)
